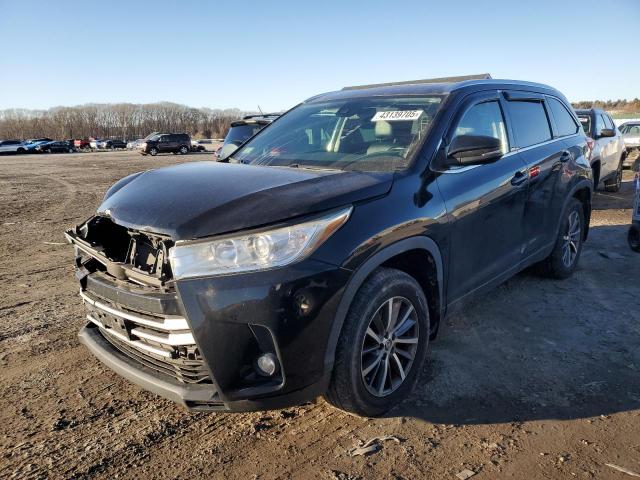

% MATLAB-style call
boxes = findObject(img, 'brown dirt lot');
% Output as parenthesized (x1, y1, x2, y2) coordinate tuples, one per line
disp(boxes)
(1, 151, 639, 480)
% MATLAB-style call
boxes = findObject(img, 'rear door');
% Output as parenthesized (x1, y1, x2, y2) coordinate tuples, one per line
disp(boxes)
(504, 92, 578, 255)
(437, 91, 529, 302)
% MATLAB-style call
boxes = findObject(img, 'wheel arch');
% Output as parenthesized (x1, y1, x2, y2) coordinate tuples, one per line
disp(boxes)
(566, 180, 593, 241)
(323, 236, 444, 373)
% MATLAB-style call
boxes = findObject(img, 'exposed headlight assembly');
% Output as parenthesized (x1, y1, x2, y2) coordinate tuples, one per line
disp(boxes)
(168, 207, 352, 279)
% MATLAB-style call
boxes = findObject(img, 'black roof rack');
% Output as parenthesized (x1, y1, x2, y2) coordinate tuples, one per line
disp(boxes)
(342, 74, 492, 91)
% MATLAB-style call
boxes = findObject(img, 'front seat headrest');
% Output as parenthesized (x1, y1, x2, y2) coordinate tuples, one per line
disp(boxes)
(374, 120, 392, 138)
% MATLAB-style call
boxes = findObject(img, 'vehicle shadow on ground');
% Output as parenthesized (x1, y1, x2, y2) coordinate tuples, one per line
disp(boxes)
(392, 223, 640, 425)
(592, 173, 636, 211)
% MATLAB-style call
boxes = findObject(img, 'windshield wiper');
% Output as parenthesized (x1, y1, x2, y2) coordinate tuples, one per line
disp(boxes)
(286, 163, 342, 172)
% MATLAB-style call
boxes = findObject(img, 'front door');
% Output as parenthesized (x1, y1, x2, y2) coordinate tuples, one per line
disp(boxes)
(436, 92, 529, 303)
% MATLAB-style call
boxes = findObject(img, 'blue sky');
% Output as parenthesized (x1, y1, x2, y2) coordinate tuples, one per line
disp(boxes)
(0, 0, 638, 111)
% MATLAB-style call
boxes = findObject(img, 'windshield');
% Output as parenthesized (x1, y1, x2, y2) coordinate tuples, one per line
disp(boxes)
(230, 96, 443, 171)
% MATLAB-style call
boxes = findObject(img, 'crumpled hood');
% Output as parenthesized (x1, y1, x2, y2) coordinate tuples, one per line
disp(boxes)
(98, 161, 393, 240)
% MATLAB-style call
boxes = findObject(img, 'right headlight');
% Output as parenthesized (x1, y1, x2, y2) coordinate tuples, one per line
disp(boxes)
(168, 207, 352, 279)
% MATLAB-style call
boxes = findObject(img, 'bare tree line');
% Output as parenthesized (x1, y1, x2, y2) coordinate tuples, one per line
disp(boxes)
(0, 102, 250, 141)
(572, 98, 640, 113)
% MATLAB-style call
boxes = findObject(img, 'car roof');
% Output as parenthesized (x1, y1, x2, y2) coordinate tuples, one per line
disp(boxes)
(305, 77, 563, 103)
(575, 108, 605, 115)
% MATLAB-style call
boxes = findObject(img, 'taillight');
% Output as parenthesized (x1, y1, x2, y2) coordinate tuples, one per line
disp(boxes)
(585, 137, 595, 160)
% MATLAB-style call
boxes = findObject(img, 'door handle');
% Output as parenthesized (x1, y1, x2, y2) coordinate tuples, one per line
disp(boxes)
(560, 150, 571, 162)
(511, 170, 528, 186)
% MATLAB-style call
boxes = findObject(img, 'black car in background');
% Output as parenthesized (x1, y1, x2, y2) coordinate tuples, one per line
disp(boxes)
(138, 133, 191, 155)
(101, 139, 127, 150)
(217, 114, 279, 159)
(66, 77, 592, 416)
(38, 141, 75, 153)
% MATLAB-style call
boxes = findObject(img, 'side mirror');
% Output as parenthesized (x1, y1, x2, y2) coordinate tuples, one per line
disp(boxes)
(447, 135, 503, 166)
(598, 128, 615, 138)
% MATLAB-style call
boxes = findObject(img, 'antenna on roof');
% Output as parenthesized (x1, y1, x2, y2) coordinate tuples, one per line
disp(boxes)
(257, 105, 264, 115)
(342, 74, 492, 91)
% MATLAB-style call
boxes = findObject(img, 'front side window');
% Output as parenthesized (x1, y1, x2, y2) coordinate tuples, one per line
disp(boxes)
(231, 96, 444, 171)
(452, 100, 509, 154)
(620, 124, 640, 135)
(508, 101, 552, 148)
(548, 98, 579, 136)
(604, 115, 615, 130)
(595, 114, 606, 134)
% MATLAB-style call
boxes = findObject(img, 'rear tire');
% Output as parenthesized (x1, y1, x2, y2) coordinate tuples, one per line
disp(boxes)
(324, 268, 430, 417)
(179, 145, 189, 155)
(537, 198, 584, 279)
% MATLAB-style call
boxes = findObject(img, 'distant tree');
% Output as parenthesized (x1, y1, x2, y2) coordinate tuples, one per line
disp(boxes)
(0, 102, 249, 140)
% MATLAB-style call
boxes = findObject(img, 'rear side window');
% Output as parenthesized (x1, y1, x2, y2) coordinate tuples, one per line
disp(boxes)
(547, 98, 579, 136)
(453, 101, 509, 154)
(508, 101, 552, 148)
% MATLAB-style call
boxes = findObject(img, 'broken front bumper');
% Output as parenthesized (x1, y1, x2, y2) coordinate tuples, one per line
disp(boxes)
(72, 258, 350, 411)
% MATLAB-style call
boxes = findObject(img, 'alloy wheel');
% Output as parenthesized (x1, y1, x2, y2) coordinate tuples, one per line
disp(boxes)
(360, 296, 419, 397)
(562, 210, 581, 268)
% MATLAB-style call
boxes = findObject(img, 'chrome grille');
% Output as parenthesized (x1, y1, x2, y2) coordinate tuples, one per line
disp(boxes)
(80, 291, 211, 384)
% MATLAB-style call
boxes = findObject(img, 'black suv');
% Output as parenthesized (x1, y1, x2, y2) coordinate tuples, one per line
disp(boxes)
(217, 114, 279, 160)
(139, 133, 191, 156)
(66, 78, 592, 416)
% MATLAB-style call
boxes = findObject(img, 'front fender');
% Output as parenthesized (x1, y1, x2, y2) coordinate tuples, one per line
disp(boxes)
(323, 235, 444, 372)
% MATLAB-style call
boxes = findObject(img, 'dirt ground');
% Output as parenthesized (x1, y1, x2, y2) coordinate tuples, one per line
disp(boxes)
(1, 151, 639, 480)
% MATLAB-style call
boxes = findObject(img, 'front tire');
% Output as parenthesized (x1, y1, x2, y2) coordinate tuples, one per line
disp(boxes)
(604, 158, 624, 192)
(537, 198, 584, 279)
(149, 147, 158, 156)
(179, 145, 189, 155)
(325, 268, 430, 417)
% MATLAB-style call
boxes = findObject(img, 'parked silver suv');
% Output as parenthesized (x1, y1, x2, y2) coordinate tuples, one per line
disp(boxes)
(576, 108, 626, 192)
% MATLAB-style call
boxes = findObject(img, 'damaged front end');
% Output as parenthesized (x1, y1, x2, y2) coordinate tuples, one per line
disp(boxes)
(65, 215, 223, 408)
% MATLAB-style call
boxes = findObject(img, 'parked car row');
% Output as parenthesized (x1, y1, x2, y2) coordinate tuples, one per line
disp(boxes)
(0, 135, 220, 156)
(0, 138, 76, 154)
